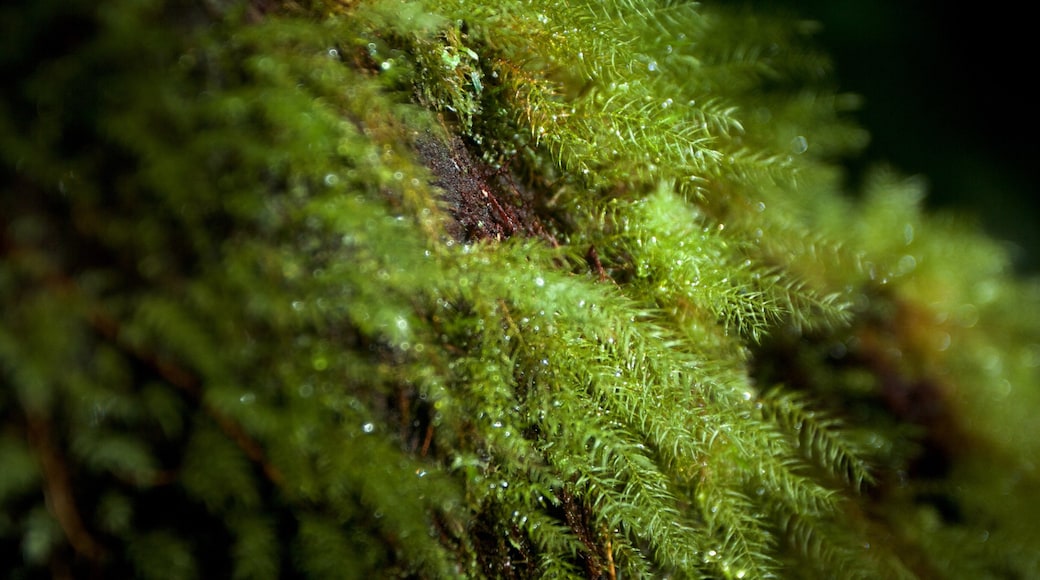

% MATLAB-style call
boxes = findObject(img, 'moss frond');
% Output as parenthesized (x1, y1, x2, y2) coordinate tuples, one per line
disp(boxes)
(760, 389, 875, 491)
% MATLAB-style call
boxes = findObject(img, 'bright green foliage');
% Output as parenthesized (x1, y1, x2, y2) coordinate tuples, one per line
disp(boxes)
(2, 0, 1038, 578)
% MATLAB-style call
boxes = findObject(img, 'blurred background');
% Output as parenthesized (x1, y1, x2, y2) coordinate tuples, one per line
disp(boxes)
(750, 0, 1039, 272)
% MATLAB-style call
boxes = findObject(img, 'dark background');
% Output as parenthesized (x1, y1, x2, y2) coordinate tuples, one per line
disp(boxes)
(749, 0, 1039, 272)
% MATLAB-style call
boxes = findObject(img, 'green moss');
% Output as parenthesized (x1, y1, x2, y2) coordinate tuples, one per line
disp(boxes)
(2, 0, 1038, 577)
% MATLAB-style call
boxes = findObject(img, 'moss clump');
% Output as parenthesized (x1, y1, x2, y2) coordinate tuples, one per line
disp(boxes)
(2, 0, 1038, 578)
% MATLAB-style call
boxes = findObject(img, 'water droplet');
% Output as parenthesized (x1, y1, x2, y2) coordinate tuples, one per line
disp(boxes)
(904, 223, 915, 245)
(535, 276, 545, 287)
(324, 173, 339, 186)
(380, 60, 392, 70)
(416, 469, 427, 478)
(936, 333, 951, 351)
(897, 254, 916, 274)
(327, 48, 339, 58)
(790, 135, 808, 154)
(647, 60, 658, 72)
(362, 422, 375, 433)
(661, 98, 673, 109)
(240, 393, 256, 404)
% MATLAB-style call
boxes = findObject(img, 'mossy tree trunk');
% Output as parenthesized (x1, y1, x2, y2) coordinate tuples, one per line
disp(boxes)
(2, 0, 1039, 578)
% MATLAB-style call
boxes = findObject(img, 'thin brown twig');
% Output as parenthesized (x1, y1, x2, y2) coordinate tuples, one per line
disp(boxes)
(420, 423, 434, 457)
(25, 414, 107, 566)
(89, 308, 285, 486)
(6, 234, 287, 489)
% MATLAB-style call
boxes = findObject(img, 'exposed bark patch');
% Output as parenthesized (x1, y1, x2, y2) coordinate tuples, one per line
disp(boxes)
(415, 135, 553, 244)
(471, 505, 536, 579)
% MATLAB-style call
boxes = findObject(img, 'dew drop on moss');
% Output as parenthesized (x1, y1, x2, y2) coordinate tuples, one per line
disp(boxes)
(897, 255, 917, 274)
(790, 135, 808, 154)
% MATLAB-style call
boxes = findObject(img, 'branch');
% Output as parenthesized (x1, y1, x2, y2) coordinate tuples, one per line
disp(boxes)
(88, 308, 285, 487)
(25, 414, 107, 566)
